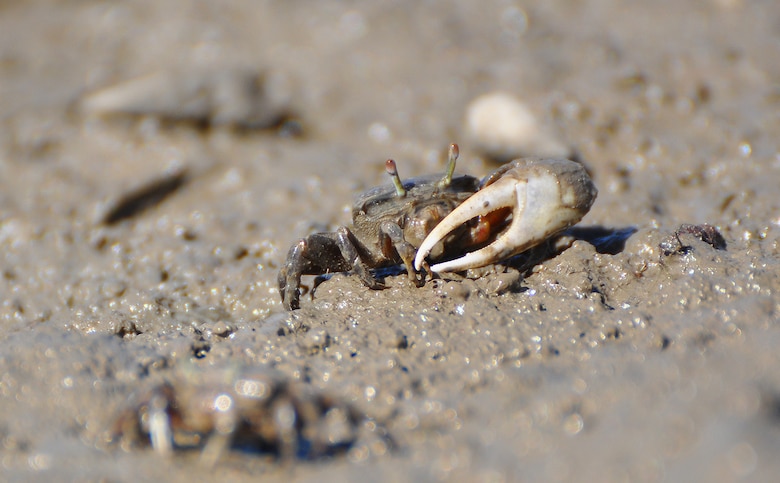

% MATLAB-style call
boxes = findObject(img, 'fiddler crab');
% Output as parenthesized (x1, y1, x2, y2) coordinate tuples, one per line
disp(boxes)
(278, 144, 597, 310)
(109, 369, 391, 464)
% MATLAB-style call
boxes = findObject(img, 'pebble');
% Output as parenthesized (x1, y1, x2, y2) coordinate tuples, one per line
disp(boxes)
(485, 270, 523, 295)
(465, 91, 570, 161)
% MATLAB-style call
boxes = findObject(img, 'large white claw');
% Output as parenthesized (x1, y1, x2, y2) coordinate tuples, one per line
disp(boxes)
(414, 158, 597, 273)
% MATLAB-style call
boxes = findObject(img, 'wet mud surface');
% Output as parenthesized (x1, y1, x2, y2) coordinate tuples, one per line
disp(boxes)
(1, 1, 780, 481)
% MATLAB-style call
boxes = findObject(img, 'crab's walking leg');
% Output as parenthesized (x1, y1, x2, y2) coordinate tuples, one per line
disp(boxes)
(334, 227, 385, 290)
(147, 390, 174, 455)
(413, 158, 597, 273)
(279, 228, 382, 310)
(278, 239, 308, 310)
(380, 221, 425, 286)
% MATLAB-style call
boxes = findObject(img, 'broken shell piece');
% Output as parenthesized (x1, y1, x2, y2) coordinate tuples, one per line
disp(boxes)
(82, 67, 292, 128)
(100, 168, 188, 225)
(466, 92, 570, 161)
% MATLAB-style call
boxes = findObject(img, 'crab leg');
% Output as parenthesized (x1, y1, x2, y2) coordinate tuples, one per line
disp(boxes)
(413, 158, 597, 273)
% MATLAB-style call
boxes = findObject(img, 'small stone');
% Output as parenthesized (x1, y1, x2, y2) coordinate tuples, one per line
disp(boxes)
(466, 92, 570, 161)
(485, 270, 523, 295)
(436, 280, 471, 301)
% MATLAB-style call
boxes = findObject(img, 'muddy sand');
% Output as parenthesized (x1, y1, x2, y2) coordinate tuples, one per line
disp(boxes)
(1, 0, 779, 481)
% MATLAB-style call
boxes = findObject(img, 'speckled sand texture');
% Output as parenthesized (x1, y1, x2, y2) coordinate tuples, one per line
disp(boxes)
(1, 1, 779, 481)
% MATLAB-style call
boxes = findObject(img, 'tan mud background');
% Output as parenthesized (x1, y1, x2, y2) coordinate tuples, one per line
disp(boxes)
(2, 1, 780, 481)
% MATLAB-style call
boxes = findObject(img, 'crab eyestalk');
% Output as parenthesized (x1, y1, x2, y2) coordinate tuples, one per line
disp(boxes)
(385, 159, 407, 197)
(437, 143, 459, 190)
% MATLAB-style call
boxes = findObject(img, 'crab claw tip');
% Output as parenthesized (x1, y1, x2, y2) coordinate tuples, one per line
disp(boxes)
(414, 175, 519, 272)
(415, 158, 596, 273)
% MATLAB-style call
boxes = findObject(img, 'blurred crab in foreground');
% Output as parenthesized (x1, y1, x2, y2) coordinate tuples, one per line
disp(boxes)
(278, 144, 597, 310)
(109, 368, 392, 464)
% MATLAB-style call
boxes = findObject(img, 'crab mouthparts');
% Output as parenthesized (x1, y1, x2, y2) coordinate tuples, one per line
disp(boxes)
(413, 166, 595, 273)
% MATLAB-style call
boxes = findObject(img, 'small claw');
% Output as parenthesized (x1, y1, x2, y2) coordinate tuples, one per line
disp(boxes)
(414, 158, 597, 273)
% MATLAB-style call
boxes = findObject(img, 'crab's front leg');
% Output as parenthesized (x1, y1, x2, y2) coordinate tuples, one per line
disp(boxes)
(414, 157, 598, 273)
(379, 221, 426, 287)
(278, 227, 382, 310)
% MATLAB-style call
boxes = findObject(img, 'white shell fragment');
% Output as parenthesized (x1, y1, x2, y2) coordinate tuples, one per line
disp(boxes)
(466, 92, 570, 160)
(414, 157, 597, 273)
(82, 67, 291, 128)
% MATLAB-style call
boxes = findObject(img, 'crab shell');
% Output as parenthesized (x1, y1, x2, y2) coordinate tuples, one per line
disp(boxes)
(350, 172, 481, 262)
(414, 157, 597, 273)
